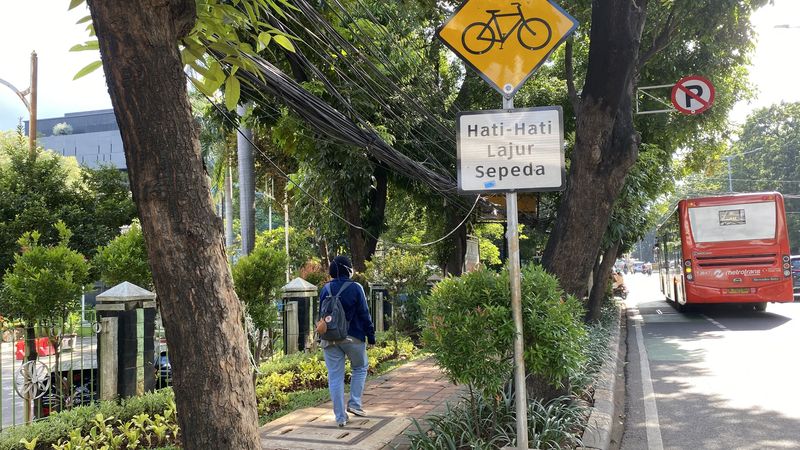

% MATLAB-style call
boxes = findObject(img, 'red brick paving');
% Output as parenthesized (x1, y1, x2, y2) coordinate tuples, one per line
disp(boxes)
(264, 356, 465, 449)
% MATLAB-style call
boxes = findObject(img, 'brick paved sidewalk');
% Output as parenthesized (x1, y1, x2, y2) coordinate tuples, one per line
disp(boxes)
(260, 356, 465, 449)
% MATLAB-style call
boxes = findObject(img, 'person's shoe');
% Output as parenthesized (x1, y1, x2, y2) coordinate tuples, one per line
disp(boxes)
(338, 420, 347, 428)
(347, 406, 367, 417)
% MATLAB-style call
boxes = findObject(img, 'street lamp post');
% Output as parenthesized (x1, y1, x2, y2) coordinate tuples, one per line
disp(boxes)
(724, 146, 763, 193)
(0, 51, 37, 158)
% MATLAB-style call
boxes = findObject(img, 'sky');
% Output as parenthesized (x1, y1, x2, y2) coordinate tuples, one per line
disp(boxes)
(0, 1, 799, 132)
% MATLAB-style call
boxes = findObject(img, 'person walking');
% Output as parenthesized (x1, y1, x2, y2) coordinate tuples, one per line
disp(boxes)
(318, 255, 376, 427)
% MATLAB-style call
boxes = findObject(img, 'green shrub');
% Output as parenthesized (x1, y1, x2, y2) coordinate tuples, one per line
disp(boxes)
(519, 264, 588, 394)
(421, 265, 587, 399)
(407, 390, 585, 450)
(421, 269, 516, 397)
(256, 372, 294, 415)
(93, 220, 152, 290)
(48, 401, 180, 449)
(231, 246, 286, 331)
(0, 389, 174, 450)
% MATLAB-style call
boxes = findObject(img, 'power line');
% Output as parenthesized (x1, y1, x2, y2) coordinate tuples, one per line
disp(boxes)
(198, 86, 481, 250)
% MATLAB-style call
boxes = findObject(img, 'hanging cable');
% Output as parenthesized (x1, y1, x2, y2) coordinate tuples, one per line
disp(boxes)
(198, 87, 481, 249)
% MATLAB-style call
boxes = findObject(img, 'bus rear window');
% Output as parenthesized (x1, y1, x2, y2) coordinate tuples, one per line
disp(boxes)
(688, 201, 776, 243)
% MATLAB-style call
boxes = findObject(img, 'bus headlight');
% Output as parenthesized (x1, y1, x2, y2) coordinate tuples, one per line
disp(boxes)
(783, 255, 790, 263)
(784, 269, 791, 277)
(687, 273, 694, 281)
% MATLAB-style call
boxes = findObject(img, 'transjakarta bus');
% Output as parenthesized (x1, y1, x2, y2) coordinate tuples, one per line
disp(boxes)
(655, 192, 793, 312)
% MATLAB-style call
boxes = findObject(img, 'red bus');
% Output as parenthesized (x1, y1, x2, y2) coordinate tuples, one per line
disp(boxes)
(655, 192, 793, 312)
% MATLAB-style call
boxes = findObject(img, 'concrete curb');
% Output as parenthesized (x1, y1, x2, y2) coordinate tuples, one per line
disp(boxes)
(580, 303, 626, 450)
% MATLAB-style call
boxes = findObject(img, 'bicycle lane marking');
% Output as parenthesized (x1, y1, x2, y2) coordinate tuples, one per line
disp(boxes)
(630, 306, 665, 450)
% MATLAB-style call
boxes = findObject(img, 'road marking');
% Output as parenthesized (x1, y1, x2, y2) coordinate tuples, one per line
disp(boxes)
(633, 309, 664, 450)
(701, 314, 728, 331)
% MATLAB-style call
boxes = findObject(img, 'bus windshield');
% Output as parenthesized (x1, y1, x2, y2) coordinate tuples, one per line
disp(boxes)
(687, 201, 776, 243)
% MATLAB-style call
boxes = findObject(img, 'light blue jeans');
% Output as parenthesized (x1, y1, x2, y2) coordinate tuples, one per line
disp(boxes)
(322, 338, 368, 424)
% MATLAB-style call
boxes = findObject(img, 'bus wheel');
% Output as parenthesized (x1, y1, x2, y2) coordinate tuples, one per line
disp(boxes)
(675, 301, 689, 313)
(753, 302, 767, 312)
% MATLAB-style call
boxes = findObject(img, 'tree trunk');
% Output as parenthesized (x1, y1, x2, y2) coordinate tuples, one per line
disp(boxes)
(237, 105, 255, 256)
(365, 166, 388, 260)
(542, 0, 647, 297)
(525, 374, 569, 403)
(86, 2, 260, 448)
(587, 240, 620, 323)
(443, 204, 467, 276)
(24, 324, 37, 362)
(224, 163, 234, 249)
(344, 196, 368, 272)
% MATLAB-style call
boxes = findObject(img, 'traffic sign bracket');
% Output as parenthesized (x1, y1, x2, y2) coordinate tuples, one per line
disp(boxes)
(635, 84, 676, 115)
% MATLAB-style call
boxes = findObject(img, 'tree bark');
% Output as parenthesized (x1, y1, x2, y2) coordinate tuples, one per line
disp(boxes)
(541, 0, 647, 297)
(443, 205, 467, 276)
(24, 324, 37, 362)
(587, 240, 620, 323)
(344, 196, 368, 272)
(86, 2, 260, 448)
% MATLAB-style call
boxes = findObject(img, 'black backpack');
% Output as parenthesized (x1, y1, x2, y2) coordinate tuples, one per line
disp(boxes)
(316, 282, 352, 341)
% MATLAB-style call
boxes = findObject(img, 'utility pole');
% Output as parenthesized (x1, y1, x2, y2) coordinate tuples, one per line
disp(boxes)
(29, 52, 37, 158)
(724, 147, 763, 193)
(284, 189, 290, 282)
(0, 51, 37, 158)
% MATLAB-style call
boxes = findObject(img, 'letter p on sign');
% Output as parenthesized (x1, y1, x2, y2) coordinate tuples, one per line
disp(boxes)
(671, 75, 715, 115)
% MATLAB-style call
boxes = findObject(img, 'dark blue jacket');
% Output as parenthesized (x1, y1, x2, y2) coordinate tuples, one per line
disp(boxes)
(319, 277, 376, 344)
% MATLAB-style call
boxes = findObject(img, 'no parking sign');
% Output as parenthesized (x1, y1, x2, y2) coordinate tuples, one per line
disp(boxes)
(671, 75, 715, 115)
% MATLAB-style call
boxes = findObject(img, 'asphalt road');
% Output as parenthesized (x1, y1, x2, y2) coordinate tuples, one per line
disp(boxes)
(621, 273, 800, 450)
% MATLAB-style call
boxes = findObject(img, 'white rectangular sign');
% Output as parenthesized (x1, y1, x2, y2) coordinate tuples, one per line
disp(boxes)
(457, 107, 565, 192)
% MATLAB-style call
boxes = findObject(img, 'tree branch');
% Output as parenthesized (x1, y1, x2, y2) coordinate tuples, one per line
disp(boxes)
(565, 38, 580, 113)
(170, 0, 197, 39)
(637, 3, 679, 71)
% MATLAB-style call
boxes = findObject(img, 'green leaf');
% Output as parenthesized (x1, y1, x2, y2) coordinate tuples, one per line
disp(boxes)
(69, 40, 99, 52)
(224, 75, 240, 111)
(273, 35, 295, 52)
(73, 60, 102, 80)
(76, 14, 92, 25)
(68, 0, 85, 10)
(257, 32, 272, 52)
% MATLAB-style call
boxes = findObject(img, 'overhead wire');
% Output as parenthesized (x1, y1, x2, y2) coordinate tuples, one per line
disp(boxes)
(263, 16, 455, 174)
(287, 1, 458, 165)
(198, 86, 481, 249)
(230, 52, 464, 200)
(227, 86, 474, 216)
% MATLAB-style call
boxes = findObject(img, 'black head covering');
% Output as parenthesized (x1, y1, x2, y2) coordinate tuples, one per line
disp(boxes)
(329, 255, 353, 278)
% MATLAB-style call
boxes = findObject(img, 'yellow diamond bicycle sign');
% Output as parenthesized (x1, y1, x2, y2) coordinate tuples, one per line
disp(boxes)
(438, 0, 578, 96)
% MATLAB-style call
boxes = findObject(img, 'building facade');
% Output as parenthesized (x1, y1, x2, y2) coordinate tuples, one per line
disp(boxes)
(26, 109, 126, 169)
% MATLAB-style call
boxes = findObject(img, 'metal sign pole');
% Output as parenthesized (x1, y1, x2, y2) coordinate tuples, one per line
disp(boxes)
(503, 95, 529, 449)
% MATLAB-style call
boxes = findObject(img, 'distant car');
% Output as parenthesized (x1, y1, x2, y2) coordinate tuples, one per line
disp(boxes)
(155, 351, 172, 388)
(791, 256, 800, 299)
(36, 368, 97, 418)
(633, 262, 645, 273)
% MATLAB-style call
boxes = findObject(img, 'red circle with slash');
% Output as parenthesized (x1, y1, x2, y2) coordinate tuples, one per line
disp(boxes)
(671, 75, 715, 115)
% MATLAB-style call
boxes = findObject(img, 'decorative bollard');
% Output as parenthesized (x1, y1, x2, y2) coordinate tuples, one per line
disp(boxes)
(96, 282, 157, 400)
(281, 277, 319, 354)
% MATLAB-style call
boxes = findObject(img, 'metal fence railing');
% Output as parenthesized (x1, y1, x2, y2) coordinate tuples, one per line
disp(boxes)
(0, 312, 100, 429)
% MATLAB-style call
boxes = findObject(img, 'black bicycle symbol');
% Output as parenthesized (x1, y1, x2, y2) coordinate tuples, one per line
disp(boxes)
(461, 2, 552, 55)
